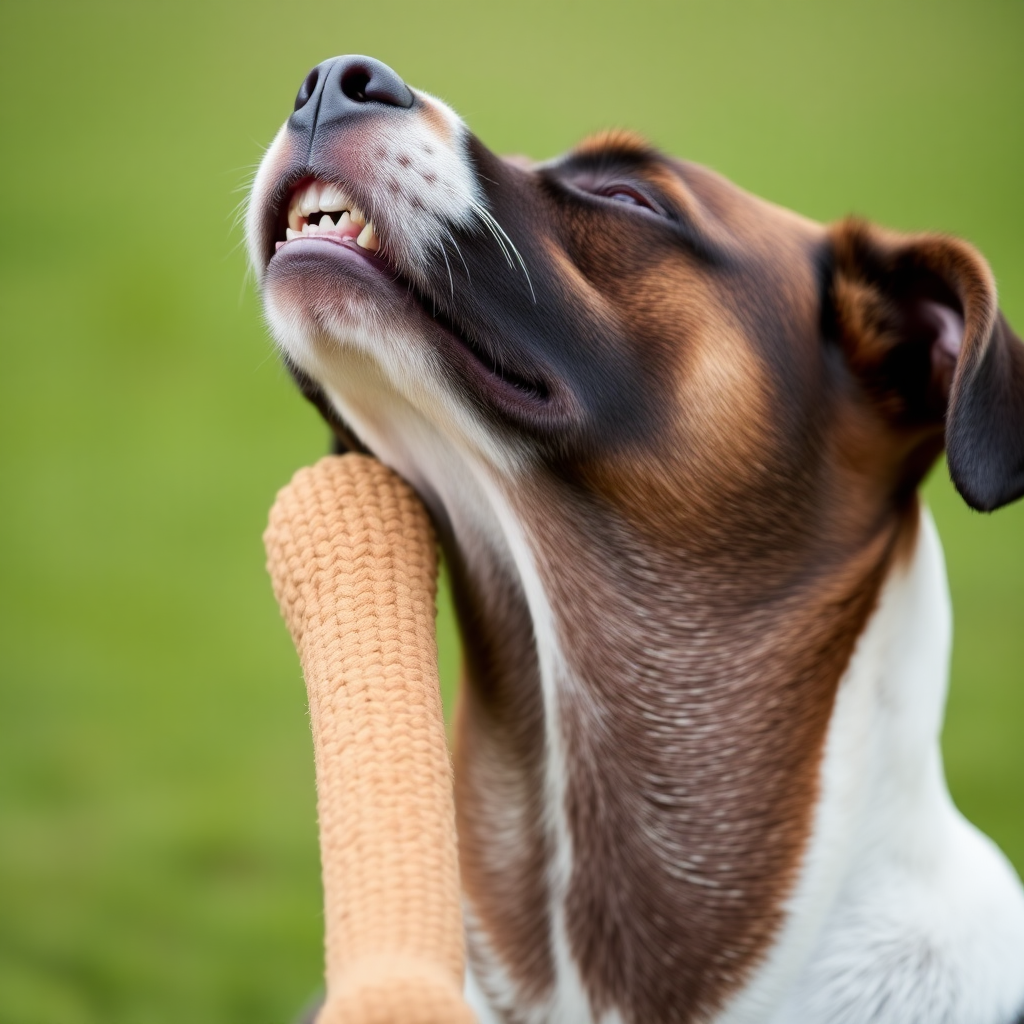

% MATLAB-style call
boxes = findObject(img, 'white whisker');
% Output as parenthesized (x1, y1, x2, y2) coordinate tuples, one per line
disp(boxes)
(428, 177, 535, 302)
(444, 227, 472, 285)
(471, 200, 535, 303)
(439, 238, 455, 300)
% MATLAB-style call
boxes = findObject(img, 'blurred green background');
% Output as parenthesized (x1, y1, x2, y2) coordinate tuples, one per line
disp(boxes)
(0, 1, 1021, 1021)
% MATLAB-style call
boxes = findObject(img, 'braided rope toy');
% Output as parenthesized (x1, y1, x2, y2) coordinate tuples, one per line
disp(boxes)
(264, 455, 476, 1024)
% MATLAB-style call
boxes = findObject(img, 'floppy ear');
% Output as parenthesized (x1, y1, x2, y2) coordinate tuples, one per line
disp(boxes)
(828, 218, 1024, 511)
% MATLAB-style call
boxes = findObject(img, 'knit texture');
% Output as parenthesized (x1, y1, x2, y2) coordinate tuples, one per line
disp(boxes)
(264, 455, 474, 1024)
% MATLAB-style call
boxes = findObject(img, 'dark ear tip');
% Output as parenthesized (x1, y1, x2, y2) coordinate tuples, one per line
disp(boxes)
(950, 478, 1001, 513)
(947, 446, 1024, 512)
(945, 309, 1024, 513)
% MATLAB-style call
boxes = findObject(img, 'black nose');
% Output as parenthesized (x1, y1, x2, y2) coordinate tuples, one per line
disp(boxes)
(290, 55, 414, 134)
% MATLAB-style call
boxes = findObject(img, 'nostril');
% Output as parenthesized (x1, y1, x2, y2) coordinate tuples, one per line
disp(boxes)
(294, 68, 318, 112)
(340, 66, 372, 104)
(337, 57, 414, 109)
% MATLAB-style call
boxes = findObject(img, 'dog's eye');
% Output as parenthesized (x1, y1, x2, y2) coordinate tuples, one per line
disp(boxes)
(598, 185, 656, 211)
(563, 174, 669, 218)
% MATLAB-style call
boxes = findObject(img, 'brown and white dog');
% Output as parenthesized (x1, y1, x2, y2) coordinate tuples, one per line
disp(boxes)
(247, 56, 1024, 1024)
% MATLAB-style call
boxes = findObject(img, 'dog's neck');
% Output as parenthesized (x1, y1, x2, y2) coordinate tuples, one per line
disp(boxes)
(446, 460, 917, 1021)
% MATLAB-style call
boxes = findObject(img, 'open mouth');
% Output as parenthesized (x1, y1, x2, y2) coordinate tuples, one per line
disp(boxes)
(275, 179, 381, 253)
(270, 177, 551, 405)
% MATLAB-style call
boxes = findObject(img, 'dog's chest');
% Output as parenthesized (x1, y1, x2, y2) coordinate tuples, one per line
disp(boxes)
(463, 508, 1024, 1024)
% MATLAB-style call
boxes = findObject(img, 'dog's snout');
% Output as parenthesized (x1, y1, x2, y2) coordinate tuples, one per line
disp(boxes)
(290, 55, 414, 134)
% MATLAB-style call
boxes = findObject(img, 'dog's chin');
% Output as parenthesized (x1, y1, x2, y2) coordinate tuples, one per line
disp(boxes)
(264, 236, 565, 432)
(265, 235, 421, 332)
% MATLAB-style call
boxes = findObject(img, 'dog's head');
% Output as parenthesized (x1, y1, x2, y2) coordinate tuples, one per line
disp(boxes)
(248, 55, 1023, 562)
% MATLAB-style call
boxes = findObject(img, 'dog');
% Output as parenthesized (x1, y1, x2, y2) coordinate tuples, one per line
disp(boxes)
(247, 55, 1024, 1024)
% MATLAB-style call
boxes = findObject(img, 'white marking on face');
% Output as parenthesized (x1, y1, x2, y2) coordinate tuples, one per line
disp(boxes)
(337, 90, 485, 284)
(246, 88, 532, 477)
(247, 91, 485, 289)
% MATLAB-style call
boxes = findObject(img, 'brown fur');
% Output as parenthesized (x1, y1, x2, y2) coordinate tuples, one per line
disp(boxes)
(526, 481, 912, 1021)
(443, 150, 1020, 1020)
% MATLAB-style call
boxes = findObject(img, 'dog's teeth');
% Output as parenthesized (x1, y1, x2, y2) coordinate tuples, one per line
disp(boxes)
(356, 222, 380, 252)
(319, 186, 347, 212)
(285, 182, 372, 244)
(299, 184, 321, 217)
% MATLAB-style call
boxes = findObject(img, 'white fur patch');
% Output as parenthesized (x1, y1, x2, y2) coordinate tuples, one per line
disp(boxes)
(344, 90, 486, 285)
(718, 509, 1024, 1024)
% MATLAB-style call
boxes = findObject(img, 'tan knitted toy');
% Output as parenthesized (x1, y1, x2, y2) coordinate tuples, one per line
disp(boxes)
(264, 454, 476, 1024)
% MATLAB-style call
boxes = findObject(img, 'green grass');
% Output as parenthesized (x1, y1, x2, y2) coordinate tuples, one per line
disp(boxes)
(0, 1, 1021, 1020)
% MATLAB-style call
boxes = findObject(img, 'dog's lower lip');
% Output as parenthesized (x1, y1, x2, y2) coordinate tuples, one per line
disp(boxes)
(272, 234, 382, 259)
